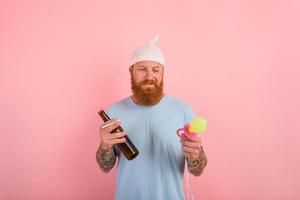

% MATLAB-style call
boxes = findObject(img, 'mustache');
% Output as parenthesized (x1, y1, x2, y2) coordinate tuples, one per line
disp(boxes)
(140, 79, 158, 86)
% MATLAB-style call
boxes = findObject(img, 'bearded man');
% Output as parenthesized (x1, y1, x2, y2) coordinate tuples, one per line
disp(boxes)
(96, 36, 207, 200)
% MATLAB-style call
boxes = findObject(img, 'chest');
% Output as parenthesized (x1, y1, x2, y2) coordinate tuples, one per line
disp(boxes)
(120, 110, 185, 152)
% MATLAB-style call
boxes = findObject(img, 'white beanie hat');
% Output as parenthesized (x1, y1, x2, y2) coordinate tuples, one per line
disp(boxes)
(129, 35, 165, 66)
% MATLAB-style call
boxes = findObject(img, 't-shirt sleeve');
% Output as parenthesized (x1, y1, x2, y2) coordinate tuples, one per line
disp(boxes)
(184, 105, 196, 124)
(106, 106, 114, 118)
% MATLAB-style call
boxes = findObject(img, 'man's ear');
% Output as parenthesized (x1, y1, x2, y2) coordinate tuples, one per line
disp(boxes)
(129, 65, 133, 73)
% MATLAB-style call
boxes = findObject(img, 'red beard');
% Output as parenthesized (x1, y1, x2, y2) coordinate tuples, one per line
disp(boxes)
(131, 73, 164, 106)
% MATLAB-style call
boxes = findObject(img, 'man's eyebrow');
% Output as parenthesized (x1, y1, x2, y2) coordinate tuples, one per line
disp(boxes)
(137, 65, 160, 68)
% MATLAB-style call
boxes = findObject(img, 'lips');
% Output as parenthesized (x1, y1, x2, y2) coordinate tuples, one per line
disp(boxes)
(142, 80, 157, 86)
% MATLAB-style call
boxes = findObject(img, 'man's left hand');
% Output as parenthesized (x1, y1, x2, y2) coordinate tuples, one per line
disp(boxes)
(180, 136, 202, 160)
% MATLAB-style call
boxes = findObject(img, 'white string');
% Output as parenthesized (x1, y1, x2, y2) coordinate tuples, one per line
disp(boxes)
(151, 34, 160, 43)
(184, 160, 194, 200)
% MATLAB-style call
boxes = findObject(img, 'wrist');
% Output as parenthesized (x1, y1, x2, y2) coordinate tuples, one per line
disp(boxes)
(100, 142, 113, 151)
(186, 156, 201, 168)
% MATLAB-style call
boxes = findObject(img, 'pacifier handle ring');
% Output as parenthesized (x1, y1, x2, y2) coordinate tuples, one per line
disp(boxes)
(176, 128, 185, 138)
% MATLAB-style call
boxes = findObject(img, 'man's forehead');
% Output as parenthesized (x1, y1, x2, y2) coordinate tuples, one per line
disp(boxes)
(134, 61, 163, 68)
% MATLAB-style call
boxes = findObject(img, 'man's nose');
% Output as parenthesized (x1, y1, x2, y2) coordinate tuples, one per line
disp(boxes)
(145, 69, 155, 80)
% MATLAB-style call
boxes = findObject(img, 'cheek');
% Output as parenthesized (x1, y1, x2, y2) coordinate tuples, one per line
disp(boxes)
(132, 71, 141, 79)
(132, 73, 145, 84)
(157, 74, 163, 83)
(134, 75, 144, 83)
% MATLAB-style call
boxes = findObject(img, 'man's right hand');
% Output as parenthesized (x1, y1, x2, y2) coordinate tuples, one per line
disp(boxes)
(99, 119, 127, 150)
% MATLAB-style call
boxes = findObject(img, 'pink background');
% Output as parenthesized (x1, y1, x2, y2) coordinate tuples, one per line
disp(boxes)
(1, 0, 300, 199)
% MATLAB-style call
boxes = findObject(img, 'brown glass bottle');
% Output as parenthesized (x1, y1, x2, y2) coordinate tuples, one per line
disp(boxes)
(98, 110, 139, 160)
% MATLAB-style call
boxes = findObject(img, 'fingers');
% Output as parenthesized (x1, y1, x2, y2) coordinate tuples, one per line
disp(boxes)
(180, 137, 201, 148)
(100, 119, 121, 133)
(100, 132, 126, 147)
(99, 118, 127, 149)
(182, 145, 201, 160)
(180, 136, 202, 159)
(104, 137, 126, 145)
(99, 131, 126, 149)
(104, 132, 127, 140)
(182, 146, 201, 155)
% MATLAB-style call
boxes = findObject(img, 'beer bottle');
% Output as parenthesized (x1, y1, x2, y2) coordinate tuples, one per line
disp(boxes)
(98, 110, 139, 160)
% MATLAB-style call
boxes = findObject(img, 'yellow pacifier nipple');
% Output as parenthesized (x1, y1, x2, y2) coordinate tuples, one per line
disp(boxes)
(188, 116, 207, 133)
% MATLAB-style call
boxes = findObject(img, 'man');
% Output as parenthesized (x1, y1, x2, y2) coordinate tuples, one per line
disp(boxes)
(96, 35, 207, 200)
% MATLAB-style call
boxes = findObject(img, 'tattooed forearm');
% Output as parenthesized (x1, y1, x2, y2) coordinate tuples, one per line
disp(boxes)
(186, 146, 208, 176)
(96, 146, 116, 173)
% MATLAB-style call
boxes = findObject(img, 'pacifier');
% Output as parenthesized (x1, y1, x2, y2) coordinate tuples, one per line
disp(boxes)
(176, 116, 207, 140)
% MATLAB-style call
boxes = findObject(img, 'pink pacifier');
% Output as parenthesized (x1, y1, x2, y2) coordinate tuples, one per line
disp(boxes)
(176, 123, 198, 140)
(176, 116, 207, 140)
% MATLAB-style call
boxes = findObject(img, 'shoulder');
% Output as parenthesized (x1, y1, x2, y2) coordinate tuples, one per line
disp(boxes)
(106, 97, 130, 116)
(165, 95, 193, 110)
(165, 95, 195, 122)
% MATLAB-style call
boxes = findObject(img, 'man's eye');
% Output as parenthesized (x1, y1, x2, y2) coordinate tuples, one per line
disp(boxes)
(153, 69, 159, 73)
(138, 68, 146, 71)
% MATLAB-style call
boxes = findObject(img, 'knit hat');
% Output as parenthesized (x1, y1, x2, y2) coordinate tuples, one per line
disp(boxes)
(129, 35, 165, 67)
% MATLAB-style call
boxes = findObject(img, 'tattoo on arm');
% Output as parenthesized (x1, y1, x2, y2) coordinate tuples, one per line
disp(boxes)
(96, 146, 116, 173)
(186, 146, 208, 176)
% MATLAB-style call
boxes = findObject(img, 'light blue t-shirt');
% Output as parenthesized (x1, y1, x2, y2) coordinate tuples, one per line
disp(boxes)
(107, 95, 195, 200)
